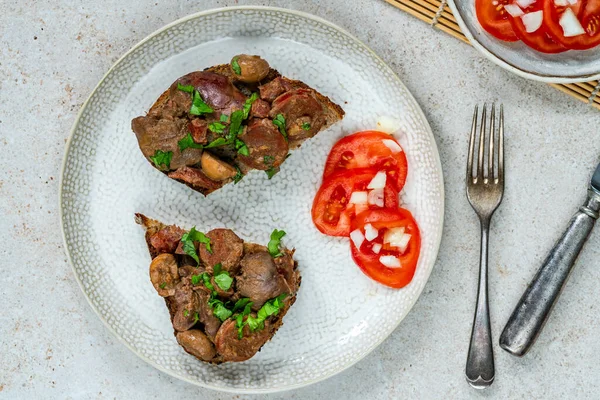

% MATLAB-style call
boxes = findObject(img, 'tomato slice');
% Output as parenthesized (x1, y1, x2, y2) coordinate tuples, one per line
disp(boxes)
(323, 131, 408, 192)
(350, 208, 421, 289)
(311, 168, 399, 237)
(543, 0, 599, 49)
(509, 0, 567, 53)
(476, 0, 520, 41)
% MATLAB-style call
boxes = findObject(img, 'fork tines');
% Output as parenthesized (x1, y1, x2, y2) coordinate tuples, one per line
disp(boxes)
(467, 104, 504, 185)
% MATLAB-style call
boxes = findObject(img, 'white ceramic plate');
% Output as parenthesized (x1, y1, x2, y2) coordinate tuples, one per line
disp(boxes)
(60, 6, 444, 393)
(448, 0, 600, 83)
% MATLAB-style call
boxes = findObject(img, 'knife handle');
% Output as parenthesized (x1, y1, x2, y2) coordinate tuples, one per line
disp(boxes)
(499, 189, 600, 357)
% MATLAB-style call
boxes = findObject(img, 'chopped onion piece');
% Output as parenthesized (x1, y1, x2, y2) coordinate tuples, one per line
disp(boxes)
(372, 243, 382, 254)
(350, 229, 364, 249)
(349, 191, 368, 205)
(364, 223, 379, 241)
(554, 0, 568, 6)
(383, 226, 406, 247)
(379, 255, 401, 268)
(504, 3, 524, 17)
(382, 139, 403, 154)
(559, 8, 585, 37)
(395, 234, 412, 254)
(521, 11, 543, 33)
(376, 116, 401, 134)
(516, 0, 535, 7)
(367, 171, 387, 189)
(368, 188, 385, 207)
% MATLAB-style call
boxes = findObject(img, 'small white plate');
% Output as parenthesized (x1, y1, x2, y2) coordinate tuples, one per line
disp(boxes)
(448, 0, 600, 83)
(60, 6, 444, 393)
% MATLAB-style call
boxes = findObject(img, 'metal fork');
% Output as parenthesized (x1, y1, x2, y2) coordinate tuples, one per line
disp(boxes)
(465, 104, 504, 389)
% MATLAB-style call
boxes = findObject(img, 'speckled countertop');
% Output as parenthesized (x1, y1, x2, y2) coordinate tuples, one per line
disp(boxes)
(2, 0, 600, 398)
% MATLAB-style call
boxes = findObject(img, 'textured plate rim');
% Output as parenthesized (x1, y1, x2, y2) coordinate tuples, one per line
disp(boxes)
(446, 0, 600, 84)
(59, 5, 445, 394)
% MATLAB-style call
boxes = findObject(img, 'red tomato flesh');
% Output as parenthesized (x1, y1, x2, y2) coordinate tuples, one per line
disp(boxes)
(311, 168, 400, 237)
(509, 0, 567, 53)
(476, 0, 520, 41)
(542, 0, 599, 50)
(350, 208, 421, 289)
(323, 131, 408, 192)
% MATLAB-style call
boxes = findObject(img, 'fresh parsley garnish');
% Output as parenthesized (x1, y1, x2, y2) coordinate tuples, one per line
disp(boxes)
(242, 93, 259, 119)
(178, 132, 204, 151)
(272, 114, 287, 139)
(302, 122, 311, 131)
(238, 294, 287, 338)
(229, 110, 244, 138)
(149, 150, 173, 170)
(265, 167, 277, 180)
(209, 298, 233, 321)
(180, 227, 212, 264)
(235, 139, 249, 156)
(204, 137, 229, 148)
(190, 90, 214, 115)
(177, 83, 194, 93)
(268, 229, 286, 258)
(213, 263, 233, 291)
(231, 56, 242, 75)
(183, 309, 189, 317)
(232, 298, 253, 313)
(190, 274, 202, 285)
(159, 282, 167, 289)
(220, 114, 229, 123)
(208, 122, 226, 134)
(233, 166, 244, 184)
(263, 155, 274, 165)
(193, 312, 199, 323)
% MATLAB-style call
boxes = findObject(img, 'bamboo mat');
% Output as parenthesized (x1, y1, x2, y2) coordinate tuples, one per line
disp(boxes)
(384, 0, 600, 110)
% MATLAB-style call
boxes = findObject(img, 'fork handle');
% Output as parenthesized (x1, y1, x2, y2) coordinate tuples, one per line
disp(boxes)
(466, 219, 495, 389)
(499, 189, 600, 357)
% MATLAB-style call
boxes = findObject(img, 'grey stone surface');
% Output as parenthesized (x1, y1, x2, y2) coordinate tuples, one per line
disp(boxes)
(2, 0, 600, 398)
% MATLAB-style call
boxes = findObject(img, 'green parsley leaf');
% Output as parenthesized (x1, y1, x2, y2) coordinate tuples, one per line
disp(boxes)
(181, 236, 199, 264)
(208, 121, 226, 134)
(214, 271, 233, 291)
(235, 139, 249, 156)
(220, 114, 229, 122)
(183, 309, 189, 317)
(232, 298, 253, 313)
(193, 312, 199, 323)
(272, 114, 287, 140)
(302, 122, 311, 131)
(191, 228, 212, 253)
(149, 150, 173, 170)
(228, 110, 244, 140)
(190, 274, 202, 285)
(242, 93, 259, 119)
(263, 155, 274, 165)
(246, 315, 264, 332)
(233, 166, 244, 184)
(212, 301, 233, 321)
(231, 56, 242, 75)
(265, 167, 277, 180)
(213, 263, 222, 275)
(203, 137, 229, 149)
(190, 90, 214, 115)
(159, 282, 167, 289)
(200, 272, 216, 293)
(177, 83, 195, 93)
(268, 229, 286, 258)
(236, 314, 245, 339)
(178, 132, 204, 152)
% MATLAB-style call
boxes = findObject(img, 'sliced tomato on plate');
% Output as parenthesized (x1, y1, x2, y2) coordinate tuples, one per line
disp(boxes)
(311, 168, 399, 237)
(509, 0, 568, 53)
(349, 208, 421, 289)
(542, 0, 600, 49)
(476, 0, 520, 41)
(322, 131, 408, 192)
